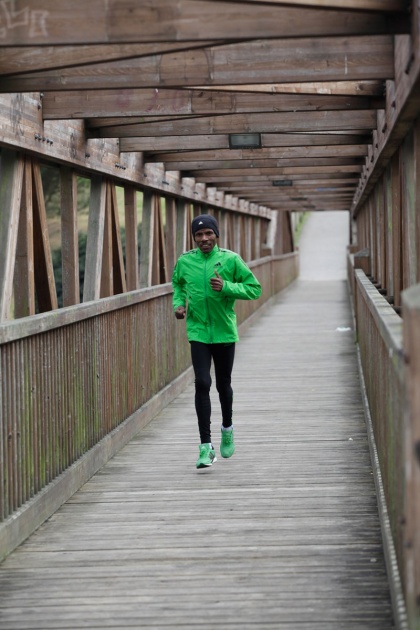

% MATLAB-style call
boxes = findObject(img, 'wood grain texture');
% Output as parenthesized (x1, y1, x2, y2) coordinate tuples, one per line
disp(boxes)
(0, 280, 395, 629)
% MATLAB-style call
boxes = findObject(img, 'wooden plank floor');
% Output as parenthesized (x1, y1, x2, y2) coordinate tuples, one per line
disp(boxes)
(0, 280, 395, 629)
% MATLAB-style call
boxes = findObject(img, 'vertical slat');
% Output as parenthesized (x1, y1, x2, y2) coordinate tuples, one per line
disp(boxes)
(391, 153, 402, 307)
(139, 190, 155, 288)
(174, 198, 188, 257)
(124, 186, 139, 291)
(385, 164, 394, 301)
(83, 176, 106, 302)
(32, 161, 58, 313)
(165, 197, 177, 273)
(154, 196, 168, 285)
(14, 157, 35, 318)
(0, 150, 24, 321)
(402, 130, 416, 290)
(61, 168, 79, 307)
(100, 181, 113, 298)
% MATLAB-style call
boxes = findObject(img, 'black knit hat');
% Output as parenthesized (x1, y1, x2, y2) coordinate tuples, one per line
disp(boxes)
(191, 214, 219, 238)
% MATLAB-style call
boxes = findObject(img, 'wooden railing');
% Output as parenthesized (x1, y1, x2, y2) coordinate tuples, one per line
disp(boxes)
(0, 252, 298, 560)
(352, 267, 420, 630)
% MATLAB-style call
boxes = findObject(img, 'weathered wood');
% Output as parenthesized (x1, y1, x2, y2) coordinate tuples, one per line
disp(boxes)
(1, 37, 395, 92)
(32, 161, 58, 312)
(0, 1, 407, 47)
(147, 145, 369, 164)
(42, 89, 380, 119)
(93, 111, 379, 138)
(83, 177, 106, 302)
(124, 187, 139, 292)
(100, 182, 113, 298)
(0, 151, 24, 321)
(0, 43, 218, 75)
(14, 157, 35, 318)
(60, 168, 79, 307)
(139, 191, 155, 288)
(120, 132, 371, 153)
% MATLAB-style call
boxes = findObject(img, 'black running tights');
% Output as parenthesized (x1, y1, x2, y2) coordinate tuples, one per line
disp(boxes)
(190, 341, 235, 444)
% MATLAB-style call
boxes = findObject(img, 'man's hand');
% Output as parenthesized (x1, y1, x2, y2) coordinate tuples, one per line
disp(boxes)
(175, 306, 186, 319)
(210, 270, 224, 292)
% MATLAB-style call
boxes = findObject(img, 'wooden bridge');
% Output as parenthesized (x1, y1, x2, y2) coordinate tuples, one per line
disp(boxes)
(0, 2, 420, 629)
(0, 220, 396, 629)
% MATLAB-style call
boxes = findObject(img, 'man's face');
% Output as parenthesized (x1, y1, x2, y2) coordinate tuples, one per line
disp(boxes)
(194, 228, 217, 253)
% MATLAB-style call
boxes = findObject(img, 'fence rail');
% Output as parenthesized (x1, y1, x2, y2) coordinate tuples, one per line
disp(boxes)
(352, 267, 420, 629)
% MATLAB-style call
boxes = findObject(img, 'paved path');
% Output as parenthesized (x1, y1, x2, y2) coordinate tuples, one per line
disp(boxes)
(0, 212, 395, 629)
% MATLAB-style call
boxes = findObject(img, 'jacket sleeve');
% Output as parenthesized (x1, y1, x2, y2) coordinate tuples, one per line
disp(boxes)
(221, 257, 262, 301)
(172, 260, 187, 310)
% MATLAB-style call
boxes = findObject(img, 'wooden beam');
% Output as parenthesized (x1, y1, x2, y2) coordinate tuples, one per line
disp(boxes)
(139, 191, 155, 288)
(32, 161, 58, 312)
(0, 151, 24, 321)
(83, 177, 107, 302)
(14, 157, 35, 318)
(60, 168, 80, 307)
(124, 187, 139, 291)
(0, 43, 218, 76)
(147, 145, 369, 163)
(120, 132, 371, 153)
(1, 37, 395, 92)
(213, 0, 405, 9)
(42, 88, 380, 119)
(0, 1, 408, 46)
(91, 110, 379, 138)
(192, 81, 385, 96)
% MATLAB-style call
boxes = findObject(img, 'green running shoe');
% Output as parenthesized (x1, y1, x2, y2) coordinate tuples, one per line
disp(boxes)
(196, 443, 217, 469)
(220, 427, 235, 458)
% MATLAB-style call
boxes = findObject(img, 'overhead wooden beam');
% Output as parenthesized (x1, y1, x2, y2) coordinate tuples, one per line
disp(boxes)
(152, 156, 364, 171)
(0, 1, 408, 46)
(209, 1, 405, 10)
(146, 145, 369, 164)
(192, 81, 385, 96)
(120, 132, 371, 153)
(0, 43, 219, 76)
(0, 37, 395, 92)
(91, 110, 379, 138)
(42, 88, 382, 119)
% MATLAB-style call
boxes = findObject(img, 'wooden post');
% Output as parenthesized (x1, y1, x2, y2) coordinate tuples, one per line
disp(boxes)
(139, 190, 155, 288)
(32, 161, 58, 312)
(61, 168, 79, 306)
(14, 157, 35, 317)
(402, 284, 420, 630)
(0, 150, 24, 321)
(83, 176, 106, 302)
(354, 248, 371, 277)
(124, 186, 139, 291)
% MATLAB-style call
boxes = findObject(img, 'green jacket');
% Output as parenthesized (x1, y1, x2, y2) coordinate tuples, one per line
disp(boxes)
(172, 245, 262, 343)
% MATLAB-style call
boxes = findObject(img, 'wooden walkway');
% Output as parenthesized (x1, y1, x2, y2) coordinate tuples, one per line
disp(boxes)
(0, 279, 395, 629)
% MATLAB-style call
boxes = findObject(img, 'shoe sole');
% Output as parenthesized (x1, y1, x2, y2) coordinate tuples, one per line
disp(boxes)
(196, 456, 217, 469)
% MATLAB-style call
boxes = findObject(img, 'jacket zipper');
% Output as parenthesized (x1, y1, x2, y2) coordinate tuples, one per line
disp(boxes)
(204, 256, 213, 343)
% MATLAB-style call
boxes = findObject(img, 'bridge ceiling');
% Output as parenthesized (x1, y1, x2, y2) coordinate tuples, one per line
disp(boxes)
(0, 0, 411, 213)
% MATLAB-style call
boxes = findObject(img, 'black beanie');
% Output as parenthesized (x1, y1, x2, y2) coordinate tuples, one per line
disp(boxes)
(191, 214, 219, 238)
